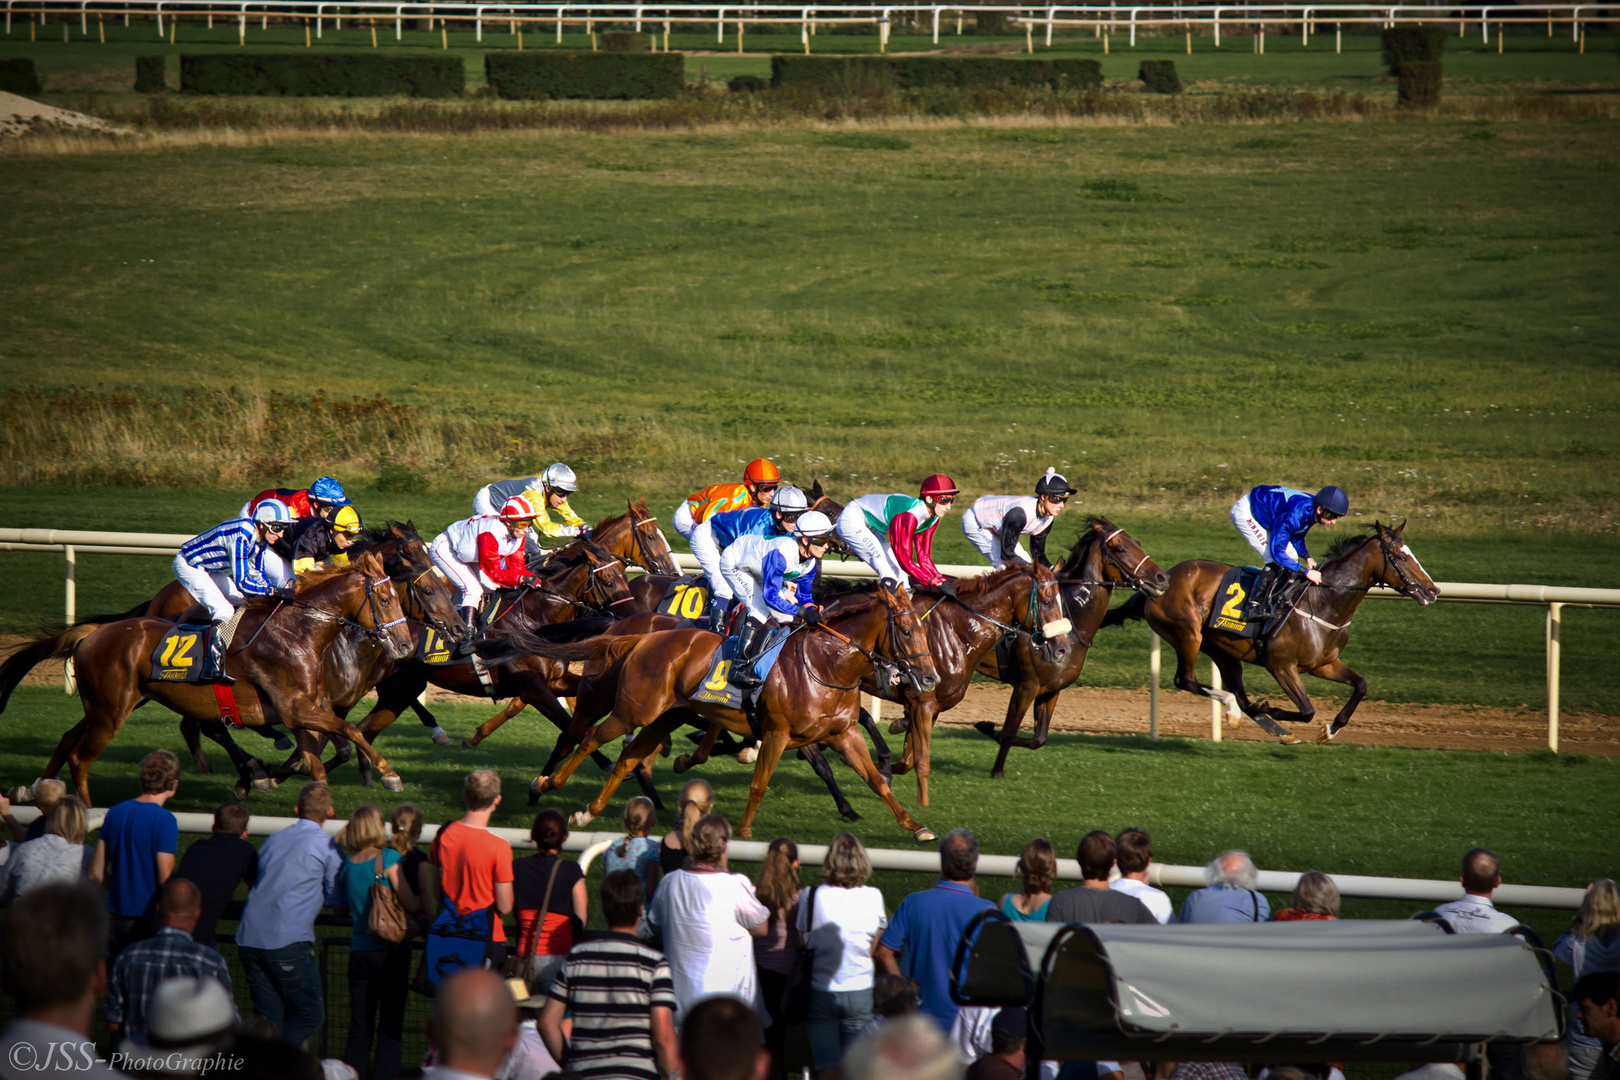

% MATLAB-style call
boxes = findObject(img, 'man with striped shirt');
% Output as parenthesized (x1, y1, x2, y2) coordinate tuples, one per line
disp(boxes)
(539, 870, 679, 1080)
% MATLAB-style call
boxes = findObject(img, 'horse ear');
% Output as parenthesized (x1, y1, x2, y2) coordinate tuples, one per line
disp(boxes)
(1394, 518, 1408, 535)
(357, 549, 384, 574)
(811, 479, 824, 500)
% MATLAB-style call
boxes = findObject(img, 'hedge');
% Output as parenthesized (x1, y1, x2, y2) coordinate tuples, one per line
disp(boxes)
(179, 53, 464, 97)
(1381, 26, 1446, 75)
(770, 55, 1103, 92)
(1396, 60, 1442, 109)
(135, 55, 167, 93)
(0, 57, 41, 96)
(1139, 59, 1182, 94)
(485, 51, 682, 100)
(600, 30, 647, 52)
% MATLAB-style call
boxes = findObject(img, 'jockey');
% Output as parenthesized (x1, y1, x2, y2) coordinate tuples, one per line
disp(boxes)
(172, 499, 296, 684)
(1231, 483, 1349, 615)
(962, 468, 1076, 570)
(671, 458, 781, 541)
(472, 464, 589, 552)
(835, 475, 958, 589)
(276, 505, 364, 573)
(430, 496, 540, 626)
(719, 510, 835, 689)
(240, 475, 351, 521)
(690, 486, 811, 630)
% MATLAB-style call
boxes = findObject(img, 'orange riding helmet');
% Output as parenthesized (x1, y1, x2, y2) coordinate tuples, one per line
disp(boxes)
(743, 458, 781, 486)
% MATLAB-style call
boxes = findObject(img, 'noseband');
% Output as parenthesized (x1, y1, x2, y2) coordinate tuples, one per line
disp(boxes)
(629, 514, 679, 575)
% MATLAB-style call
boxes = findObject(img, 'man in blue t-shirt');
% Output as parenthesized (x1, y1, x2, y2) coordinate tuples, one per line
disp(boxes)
(90, 749, 181, 958)
(876, 828, 995, 1034)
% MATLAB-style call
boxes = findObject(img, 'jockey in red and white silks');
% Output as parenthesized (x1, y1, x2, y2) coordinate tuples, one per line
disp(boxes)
(430, 496, 538, 612)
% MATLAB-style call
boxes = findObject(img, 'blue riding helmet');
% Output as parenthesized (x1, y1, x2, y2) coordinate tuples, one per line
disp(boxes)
(308, 475, 351, 507)
(252, 499, 294, 526)
(1314, 486, 1349, 517)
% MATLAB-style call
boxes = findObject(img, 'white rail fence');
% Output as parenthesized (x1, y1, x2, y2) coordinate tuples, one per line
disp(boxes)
(4, 527, 1616, 751)
(13, 805, 1585, 909)
(5, 0, 1617, 51)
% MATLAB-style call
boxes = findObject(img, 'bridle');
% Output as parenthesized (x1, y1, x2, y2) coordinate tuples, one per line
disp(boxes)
(628, 511, 680, 576)
(943, 564, 1065, 644)
(1063, 527, 1158, 604)
(804, 589, 936, 693)
(1376, 533, 1428, 599)
(273, 572, 409, 645)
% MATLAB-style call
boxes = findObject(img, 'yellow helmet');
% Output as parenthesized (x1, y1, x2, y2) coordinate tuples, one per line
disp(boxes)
(332, 506, 364, 535)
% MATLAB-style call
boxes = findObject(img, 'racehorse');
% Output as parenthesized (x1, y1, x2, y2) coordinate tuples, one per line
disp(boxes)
(0, 553, 416, 805)
(1100, 520, 1439, 743)
(970, 519, 1167, 778)
(582, 498, 681, 577)
(523, 579, 941, 839)
(824, 561, 1070, 808)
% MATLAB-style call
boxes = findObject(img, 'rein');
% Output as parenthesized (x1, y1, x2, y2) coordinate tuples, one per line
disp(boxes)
(1285, 534, 1419, 633)
(629, 513, 677, 575)
(279, 574, 407, 642)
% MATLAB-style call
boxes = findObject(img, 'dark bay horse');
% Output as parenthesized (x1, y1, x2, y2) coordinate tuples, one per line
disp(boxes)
(970, 518, 1168, 778)
(1100, 520, 1439, 743)
(525, 580, 941, 839)
(0, 553, 416, 804)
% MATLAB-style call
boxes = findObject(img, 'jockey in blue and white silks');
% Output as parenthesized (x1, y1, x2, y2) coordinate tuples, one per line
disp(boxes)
(1230, 484, 1348, 582)
(173, 500, 295, 624)
(718, 511, 835, 688)
(690, 486, 810, 624)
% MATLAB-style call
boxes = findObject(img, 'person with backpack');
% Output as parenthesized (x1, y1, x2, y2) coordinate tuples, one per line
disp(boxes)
(335, 805, 421, 1080)
(429, 770, 516, 979)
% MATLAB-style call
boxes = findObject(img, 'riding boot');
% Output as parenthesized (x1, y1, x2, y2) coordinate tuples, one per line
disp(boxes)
(454, 606, 481, 657)
(708, 596, 734, 634)
(1249, 563, 1281, 619)
(730, 620, 766, 689)
(204, 621, 235, 685)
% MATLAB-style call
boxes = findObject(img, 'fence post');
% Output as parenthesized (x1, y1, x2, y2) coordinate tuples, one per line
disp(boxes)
(1148, 632, 1160, 741)
(63, 546, 78, 694)
(1546, 602, 1562, 753)
(1209, 662, 1222, 742)
(863, 692, 882, 728)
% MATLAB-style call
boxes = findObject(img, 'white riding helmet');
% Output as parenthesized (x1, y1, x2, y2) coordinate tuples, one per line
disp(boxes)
(794, 511, 836, 539)
(542, 463, 578, 493)
(252, 499, 293, 526)
(771, 485, 810, 513)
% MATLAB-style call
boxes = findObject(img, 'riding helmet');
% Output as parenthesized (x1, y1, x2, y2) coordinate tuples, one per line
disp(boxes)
(499, 495, 539, 521)
(919, 474, 959, 498)
(743, 458, 781, 485)
(793, 511, 836, 538)
(252, 499, 293, 526)
(331, 506, 364, 535)
(542, 463, 578, 493)
(307, 476, 351, 507)
(1035, 468, 1077, 498)
(1314, 486, 1350, 517)
(771, 485, 810, 513)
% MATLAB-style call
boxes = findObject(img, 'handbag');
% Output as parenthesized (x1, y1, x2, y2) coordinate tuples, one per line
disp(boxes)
(780, 885, 819, 1025)
(503, 856, 565, 983)
(367, 851, 411, 946)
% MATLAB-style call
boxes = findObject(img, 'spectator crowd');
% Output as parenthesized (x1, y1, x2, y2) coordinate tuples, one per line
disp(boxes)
(0, 756, 1610, 1080)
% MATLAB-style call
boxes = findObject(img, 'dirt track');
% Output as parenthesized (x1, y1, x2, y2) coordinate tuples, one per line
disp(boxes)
(13, 637, 1613, 757)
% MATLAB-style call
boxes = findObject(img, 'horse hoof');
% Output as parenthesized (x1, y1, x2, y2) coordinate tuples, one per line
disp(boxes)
(462, 739, 479, 749)
(528, 776, 546, 806)
(382, 774, 405, 792)
(841, 808, 863, 823)
(569, 809, 595, 828)
(431, 729, 453, 748)
(233, 781, 249, 801)
(673, 755, 692, 774)
(972, 721, 999, 740)
(1279, 734, 1300, 746)
(737, 748, 758, 764)
(913, 826, 937, 843)
(252, 777, 279, 793)
(887, 720, 908, 735)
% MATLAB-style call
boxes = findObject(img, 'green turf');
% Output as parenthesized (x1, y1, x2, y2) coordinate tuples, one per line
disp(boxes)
(2, 684, 1611, 946)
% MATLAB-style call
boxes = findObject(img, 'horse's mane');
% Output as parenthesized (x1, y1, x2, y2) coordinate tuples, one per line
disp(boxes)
(293, 562, 358, 589)
(592, 510, 628, 533)
(1323, 525, 1384, 565)
(1060, 516, 1116, 568)
(360, 520, 418, 545)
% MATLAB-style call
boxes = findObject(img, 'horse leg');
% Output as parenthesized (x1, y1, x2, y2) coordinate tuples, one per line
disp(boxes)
(798, 742, 862, 823)
(409, 699, 453, 746)
(464, 697, 527, 749)
(903, 701, 940, 808)
(825, 725, 931, 841)
(1308, 659, 1368, 743)
(987, 680, 1039, 781)
(735, 728, 791, 840)
(859, 708, 893, 783)
(1167, 636, 1248, 727)
(533, 713, 636, 799)
(180, 717, 212, 774)
(573, 714, 683, 827)
(631, 754, 662, 810)
(512, 673, 616, 772)
(673, 715, 727, 774)
(1248, 661, 1311, 744)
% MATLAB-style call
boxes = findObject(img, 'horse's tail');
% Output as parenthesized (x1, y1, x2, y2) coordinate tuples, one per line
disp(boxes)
(471, 616, 618, 666)
(1099, 592, 1148, 631)
(487, 629, 646, 673)
(71, 600, 148, 625)
(0, 625, 99, 714)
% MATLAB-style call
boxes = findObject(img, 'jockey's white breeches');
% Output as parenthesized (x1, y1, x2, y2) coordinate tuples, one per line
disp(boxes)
(687, 522, 733, 601)
(431, 535, 487, 609)
(835, 504, 905, 585)
(671, 502, 698, 541)
(171, 556, 240, 624)
(960, 508, 1028, 569)
(1230, 493, 1299, 566)
(472, 488, 501, 518)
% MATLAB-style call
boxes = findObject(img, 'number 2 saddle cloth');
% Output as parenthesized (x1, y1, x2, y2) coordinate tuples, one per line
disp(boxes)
(1206, 565, 1267, 640)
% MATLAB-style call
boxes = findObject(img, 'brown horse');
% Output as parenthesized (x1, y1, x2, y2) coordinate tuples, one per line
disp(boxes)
(824, 561, 1070, 808)
(1100, 520, 1440, 743)
(970, 518, 1168, 778)
(524, 580, 940, 839)
(0, 552, 416, 805)
(584, 498, 681, 577)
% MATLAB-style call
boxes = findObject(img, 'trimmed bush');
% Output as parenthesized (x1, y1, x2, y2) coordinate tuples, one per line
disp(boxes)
(180, 53, 463, 97)
(0, 57, 42, 96)
(1139, 59, 1182, 94)
(770, 55, 1102, 92)
(1396, 61, 1442, 109)
(728, 74, 768, 93)
(485, 51, 683, 100)
(1381, 26, 1446, 75)
(976, 8, 1012, 34)
(135, 55, 167, 94)
(600, 30, 648, 52)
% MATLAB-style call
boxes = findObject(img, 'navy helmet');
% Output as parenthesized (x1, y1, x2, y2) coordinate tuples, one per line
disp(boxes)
(308, 476, 351, 508)
(1035, 468, 1077, 499)
(1314, 486, 1349, 517)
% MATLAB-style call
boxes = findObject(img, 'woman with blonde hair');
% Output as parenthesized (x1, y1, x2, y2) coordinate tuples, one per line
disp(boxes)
(798, 832, 888, 1080)
(335, 804, 419, 1080)
(1556, 879, 1620, 1080)
(755, 838, 803, 1076)
(604, 795, 662, 902)
(390, 802, 434, 922)
(658, 778, 713, 877)
(0, 795, 90, 903)
(1000, 837, 1056, 922)
(648, 812, 769, 1023)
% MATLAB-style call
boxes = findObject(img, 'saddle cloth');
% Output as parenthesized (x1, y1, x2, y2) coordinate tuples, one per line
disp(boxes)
(689, 626, 793, 709)
(657, 574, 712, 620)
(1206, 565, 1266, 639)
(415, 623, 459, 666)
(148, 608, 242, 683)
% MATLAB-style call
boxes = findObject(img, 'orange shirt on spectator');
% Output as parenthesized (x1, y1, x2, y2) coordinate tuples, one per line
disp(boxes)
(432, 820, 515, 942)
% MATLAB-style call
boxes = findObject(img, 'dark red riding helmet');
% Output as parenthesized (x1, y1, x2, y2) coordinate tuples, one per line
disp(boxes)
(920, 474, 960, 498)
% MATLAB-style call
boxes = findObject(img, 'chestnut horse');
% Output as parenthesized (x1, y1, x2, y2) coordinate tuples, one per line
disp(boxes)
(0, 552, 416, 804)
(971, 518, 1168, 778)
(525, 579, 941, 839)
(1100, 520, 1439, 743)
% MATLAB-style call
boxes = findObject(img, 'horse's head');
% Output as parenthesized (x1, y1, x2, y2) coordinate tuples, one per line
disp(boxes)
(625, 497, 680, 575)
(1372, 519, 1441, 606)
(1029, 561, 1071, 663)
(874, 577, 939, 694)
(1077, 517, 1168, 597)
(581, 541, 638, 615)
(379, 524, 471, 643)
(353, 550, 416, 661)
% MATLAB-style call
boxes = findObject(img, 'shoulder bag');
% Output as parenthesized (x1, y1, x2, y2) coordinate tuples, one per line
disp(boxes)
(781, 885, 819, 1025)
(367, 851, 412, 945)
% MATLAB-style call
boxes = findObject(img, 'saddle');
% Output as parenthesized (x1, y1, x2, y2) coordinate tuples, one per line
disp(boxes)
(690, 627, 793, 721)
(1206, 566, 1305, 642)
